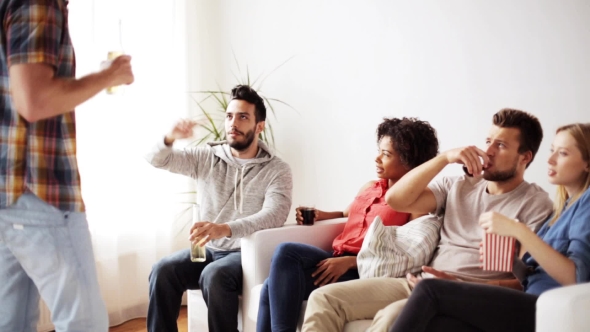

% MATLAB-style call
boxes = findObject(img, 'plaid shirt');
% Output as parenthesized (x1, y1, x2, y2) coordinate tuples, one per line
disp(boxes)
(0, 0, 84, 212)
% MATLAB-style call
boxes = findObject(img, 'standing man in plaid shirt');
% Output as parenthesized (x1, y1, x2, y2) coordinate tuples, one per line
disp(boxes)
(0, 0, 134, 331)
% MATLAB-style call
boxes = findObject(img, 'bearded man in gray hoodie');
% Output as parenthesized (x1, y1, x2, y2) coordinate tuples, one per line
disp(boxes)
(145, 85, 293, 332)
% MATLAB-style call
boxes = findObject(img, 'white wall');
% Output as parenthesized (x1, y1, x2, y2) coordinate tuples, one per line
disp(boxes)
(189, 0, 589, 220)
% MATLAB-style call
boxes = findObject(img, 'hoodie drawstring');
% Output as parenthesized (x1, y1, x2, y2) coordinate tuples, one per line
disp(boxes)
(240, 166, 244, 213)
(233, 166, 245, 214)
(234, 169, 238, 211)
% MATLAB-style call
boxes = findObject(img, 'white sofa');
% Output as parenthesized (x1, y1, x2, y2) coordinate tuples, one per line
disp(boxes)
(241, 218, 371, 332)
(241, 218, 351, 332)
(187, 218, 347, 332)
(188, 218, 590, 332)
(536, 282, 590, 332)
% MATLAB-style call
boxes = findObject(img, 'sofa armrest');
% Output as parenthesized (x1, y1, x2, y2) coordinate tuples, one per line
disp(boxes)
(241, 218, 347, 287)
(536, 282, 590, 332)
(240, 218, 347, 332)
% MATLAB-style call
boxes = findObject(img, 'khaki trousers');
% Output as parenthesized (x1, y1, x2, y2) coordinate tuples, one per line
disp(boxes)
(301, 277, 412, 332)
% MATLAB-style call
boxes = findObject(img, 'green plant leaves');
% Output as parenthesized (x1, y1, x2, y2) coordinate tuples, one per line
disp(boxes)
(187, 57, 295, 147)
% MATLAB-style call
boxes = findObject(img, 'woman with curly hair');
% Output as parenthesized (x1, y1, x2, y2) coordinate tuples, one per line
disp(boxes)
(256, 117, 440, 332)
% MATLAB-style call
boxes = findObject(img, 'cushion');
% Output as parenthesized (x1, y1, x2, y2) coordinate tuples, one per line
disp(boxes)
(357, 214, 442, 279)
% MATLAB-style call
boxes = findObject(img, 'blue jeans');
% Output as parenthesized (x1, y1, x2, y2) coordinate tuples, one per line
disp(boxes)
(147, 248, 242, 332)
(257, 242, 359, 332)
(0, 193, 108, 332)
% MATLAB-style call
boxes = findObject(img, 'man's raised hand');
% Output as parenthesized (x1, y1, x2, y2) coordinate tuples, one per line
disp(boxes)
(444, 146, 489, 177)
(165, 119, 198, 145)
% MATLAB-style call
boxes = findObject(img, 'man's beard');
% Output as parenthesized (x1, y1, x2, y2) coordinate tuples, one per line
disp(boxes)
(483, 158, 518, 182)
(228, 128, 256, 151)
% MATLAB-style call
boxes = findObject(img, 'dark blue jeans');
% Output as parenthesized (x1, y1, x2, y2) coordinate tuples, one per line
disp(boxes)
(257, 242, 359, 332)
(147, 248, 242, 332)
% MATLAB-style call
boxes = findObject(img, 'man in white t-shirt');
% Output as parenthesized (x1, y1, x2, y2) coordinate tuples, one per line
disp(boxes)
(301, 108, 553, 332)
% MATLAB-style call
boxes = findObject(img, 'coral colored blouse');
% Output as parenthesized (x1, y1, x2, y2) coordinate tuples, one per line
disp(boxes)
(332, 179, 411, 256)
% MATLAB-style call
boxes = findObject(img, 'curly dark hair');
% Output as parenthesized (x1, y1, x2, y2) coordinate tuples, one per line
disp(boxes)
(230, 85, 266, 123)
(377, 117, 439, 169)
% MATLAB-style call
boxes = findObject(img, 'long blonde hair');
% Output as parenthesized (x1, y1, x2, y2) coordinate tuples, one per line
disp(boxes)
(550, 123, 590, 225)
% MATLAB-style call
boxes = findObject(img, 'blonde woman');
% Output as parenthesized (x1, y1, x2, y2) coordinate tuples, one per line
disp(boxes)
(389, 123, 590, 332)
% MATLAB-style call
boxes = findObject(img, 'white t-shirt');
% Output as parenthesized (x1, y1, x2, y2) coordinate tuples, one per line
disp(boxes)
(233, 148, 261, 165)
(426, 175, 553, 280)
(233, 157, 251, 166)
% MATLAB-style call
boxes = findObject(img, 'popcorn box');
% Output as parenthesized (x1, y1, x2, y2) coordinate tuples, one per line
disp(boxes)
(482, 233, 516, 272)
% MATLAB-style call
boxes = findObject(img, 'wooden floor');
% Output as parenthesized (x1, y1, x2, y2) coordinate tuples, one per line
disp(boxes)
(108, 306, 188, 332)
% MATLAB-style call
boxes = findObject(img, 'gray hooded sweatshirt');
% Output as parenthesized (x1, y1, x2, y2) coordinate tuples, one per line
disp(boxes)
(146, 139, 293, 251)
